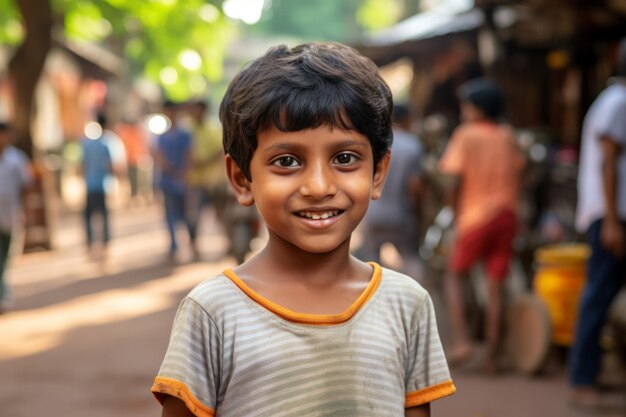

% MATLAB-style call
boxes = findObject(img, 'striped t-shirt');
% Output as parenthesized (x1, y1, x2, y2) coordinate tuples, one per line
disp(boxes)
(151, 263, 455, 416)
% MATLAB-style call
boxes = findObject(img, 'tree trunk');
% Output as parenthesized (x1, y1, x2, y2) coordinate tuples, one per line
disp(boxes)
(8, 0, 53, 159)
(8, 0, 54, 252)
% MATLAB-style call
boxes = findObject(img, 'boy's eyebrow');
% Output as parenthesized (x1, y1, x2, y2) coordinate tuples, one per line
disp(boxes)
(263, 142, 302, 153)
(263, 139, 369, 153)
(333, 139, 369, 149)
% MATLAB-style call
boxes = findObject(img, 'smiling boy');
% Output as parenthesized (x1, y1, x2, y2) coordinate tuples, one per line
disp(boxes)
(151, 42, 455, 417)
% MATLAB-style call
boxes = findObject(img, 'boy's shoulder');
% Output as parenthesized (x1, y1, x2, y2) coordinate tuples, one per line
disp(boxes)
(378, 266, 430, 305)
(188, 271, 233, 293)
(185, 272, 242, 314)
(453, 121, 513, 142)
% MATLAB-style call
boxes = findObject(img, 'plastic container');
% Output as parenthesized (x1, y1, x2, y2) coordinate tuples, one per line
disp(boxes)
(533, 243, 590, 346)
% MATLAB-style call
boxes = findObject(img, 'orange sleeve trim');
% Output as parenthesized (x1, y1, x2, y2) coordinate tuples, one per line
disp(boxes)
(151, 376, 215, 417)
(222, 262, 382, 325)
(405, 379, 456, 407)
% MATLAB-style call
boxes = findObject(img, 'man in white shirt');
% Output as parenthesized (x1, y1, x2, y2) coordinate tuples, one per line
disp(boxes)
(570, 39, 626, 409)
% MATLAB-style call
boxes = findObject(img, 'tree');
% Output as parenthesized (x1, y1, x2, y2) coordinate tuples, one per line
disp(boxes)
(1, 0, 231, 158)
(4, 0, 52, 158)
(0, 0, 420, 158)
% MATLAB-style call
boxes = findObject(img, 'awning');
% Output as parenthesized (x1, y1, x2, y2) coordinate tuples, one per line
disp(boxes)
(362, 7, 483, 47)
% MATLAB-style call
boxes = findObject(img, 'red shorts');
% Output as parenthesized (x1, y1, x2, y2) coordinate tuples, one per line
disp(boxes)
(449, 210, 517, 281)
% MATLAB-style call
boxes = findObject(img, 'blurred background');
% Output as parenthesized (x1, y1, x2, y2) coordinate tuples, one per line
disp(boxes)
(0, 0, 625, 416)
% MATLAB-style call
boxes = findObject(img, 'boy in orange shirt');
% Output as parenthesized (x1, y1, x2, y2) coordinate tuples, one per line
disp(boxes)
(439, 78, 525, 373)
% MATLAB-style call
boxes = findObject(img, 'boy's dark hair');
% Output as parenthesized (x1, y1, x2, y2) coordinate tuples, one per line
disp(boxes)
(458, 78, 505, 121)
(191, 99, 209, 112)
(220, 42, 393, 180)
(0, 121, 10, 132)
(97, 112, 108, 129)
(163, 100, 178, 110)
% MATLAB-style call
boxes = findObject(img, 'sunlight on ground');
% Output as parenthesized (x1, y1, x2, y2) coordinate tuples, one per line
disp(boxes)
(10, 230, 164, 286)
(0, 262, 229, 360)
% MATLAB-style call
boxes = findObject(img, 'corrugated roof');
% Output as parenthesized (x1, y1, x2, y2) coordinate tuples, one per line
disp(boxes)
(362, 4, 483, 47)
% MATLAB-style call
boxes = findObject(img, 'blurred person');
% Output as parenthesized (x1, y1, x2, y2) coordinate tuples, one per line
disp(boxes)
(185, 99, 225, 258)
(357, 103, 426, 279)
(116, 117, 150, 205)
(151, 42, 455, 417)
(99, 113, 127, 194)
(438, 78, 525, 373)
(153, 100, 194, 261)
(80, 114, 115, 258)
(568, 39, 626, 410)
(0, 122, 32, 312)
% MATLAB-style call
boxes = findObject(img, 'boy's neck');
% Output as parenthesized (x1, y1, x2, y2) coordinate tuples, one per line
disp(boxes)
(237, 234, 363, 285)
(233, 236, 374, 315)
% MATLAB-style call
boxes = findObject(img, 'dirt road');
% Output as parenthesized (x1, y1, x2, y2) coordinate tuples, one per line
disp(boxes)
(0, 204, 623, 417)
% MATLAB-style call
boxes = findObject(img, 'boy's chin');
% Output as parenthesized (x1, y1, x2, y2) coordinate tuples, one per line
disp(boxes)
(283, 236, 352, 256)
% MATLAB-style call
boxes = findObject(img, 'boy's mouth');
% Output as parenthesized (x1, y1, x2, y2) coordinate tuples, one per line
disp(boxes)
(296, 210, 342, 220)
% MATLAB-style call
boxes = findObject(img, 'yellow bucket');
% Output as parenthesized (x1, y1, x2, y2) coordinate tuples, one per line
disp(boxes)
(533, 243, 590, 346)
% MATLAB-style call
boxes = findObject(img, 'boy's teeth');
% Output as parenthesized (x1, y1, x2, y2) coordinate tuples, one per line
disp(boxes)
(300, 210, 338, 219)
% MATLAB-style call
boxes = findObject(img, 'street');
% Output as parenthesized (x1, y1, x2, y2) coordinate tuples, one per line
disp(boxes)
(0, 204, 623, 417)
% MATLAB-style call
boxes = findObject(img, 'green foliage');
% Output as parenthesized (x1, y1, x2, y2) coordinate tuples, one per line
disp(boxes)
(250, 0, 418, 42)
(252, 0, 364, 42)
(1, 0, 419, 100)
(57, 0, 232, 100)
(1, 0, 232, 100)
(356, 0, 404, 31)
(0, 0, 23, 45)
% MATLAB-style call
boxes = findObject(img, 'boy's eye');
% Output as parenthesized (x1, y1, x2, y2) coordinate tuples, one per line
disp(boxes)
(333, 153, 358, 165)
(272, 156, 300, 168)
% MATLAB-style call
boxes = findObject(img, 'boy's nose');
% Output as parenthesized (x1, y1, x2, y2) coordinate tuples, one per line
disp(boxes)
(299, 163, 337, 199)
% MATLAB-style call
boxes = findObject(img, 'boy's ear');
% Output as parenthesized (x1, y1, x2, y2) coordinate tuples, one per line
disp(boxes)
(225, 154, 255, 206)
(371, 151, 391, 200)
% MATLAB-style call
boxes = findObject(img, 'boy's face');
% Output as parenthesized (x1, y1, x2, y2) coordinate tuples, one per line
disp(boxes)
(227, 124, 389, 255)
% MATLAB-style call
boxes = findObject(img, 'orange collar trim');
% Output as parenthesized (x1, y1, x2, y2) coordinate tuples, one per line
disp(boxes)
(223, 262, 382, 325)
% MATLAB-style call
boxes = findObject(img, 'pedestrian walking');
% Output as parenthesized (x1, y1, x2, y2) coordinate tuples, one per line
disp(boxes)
(0, 122, 32, 312)
(116, 117, 150, 206)
(438, 78, 525, 374)
(151, 42, 455, 417)
(153, 100, 194, 261)
(568, 39, 626, 411)
(357, 103, 426, 280)
(81, 113, 114, 259)
(185, 99, 225, 259)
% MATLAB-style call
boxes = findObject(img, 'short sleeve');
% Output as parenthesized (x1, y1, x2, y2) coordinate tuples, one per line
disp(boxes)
(404, 293, 456, 407)
(151, 297, 222, 417)
(595, 94, 626, 145)
(438, 129, 466, 175)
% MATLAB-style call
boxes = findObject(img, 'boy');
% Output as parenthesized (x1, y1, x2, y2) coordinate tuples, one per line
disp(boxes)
(438, 79, 524, 373)
(152, 42, 455, 416)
